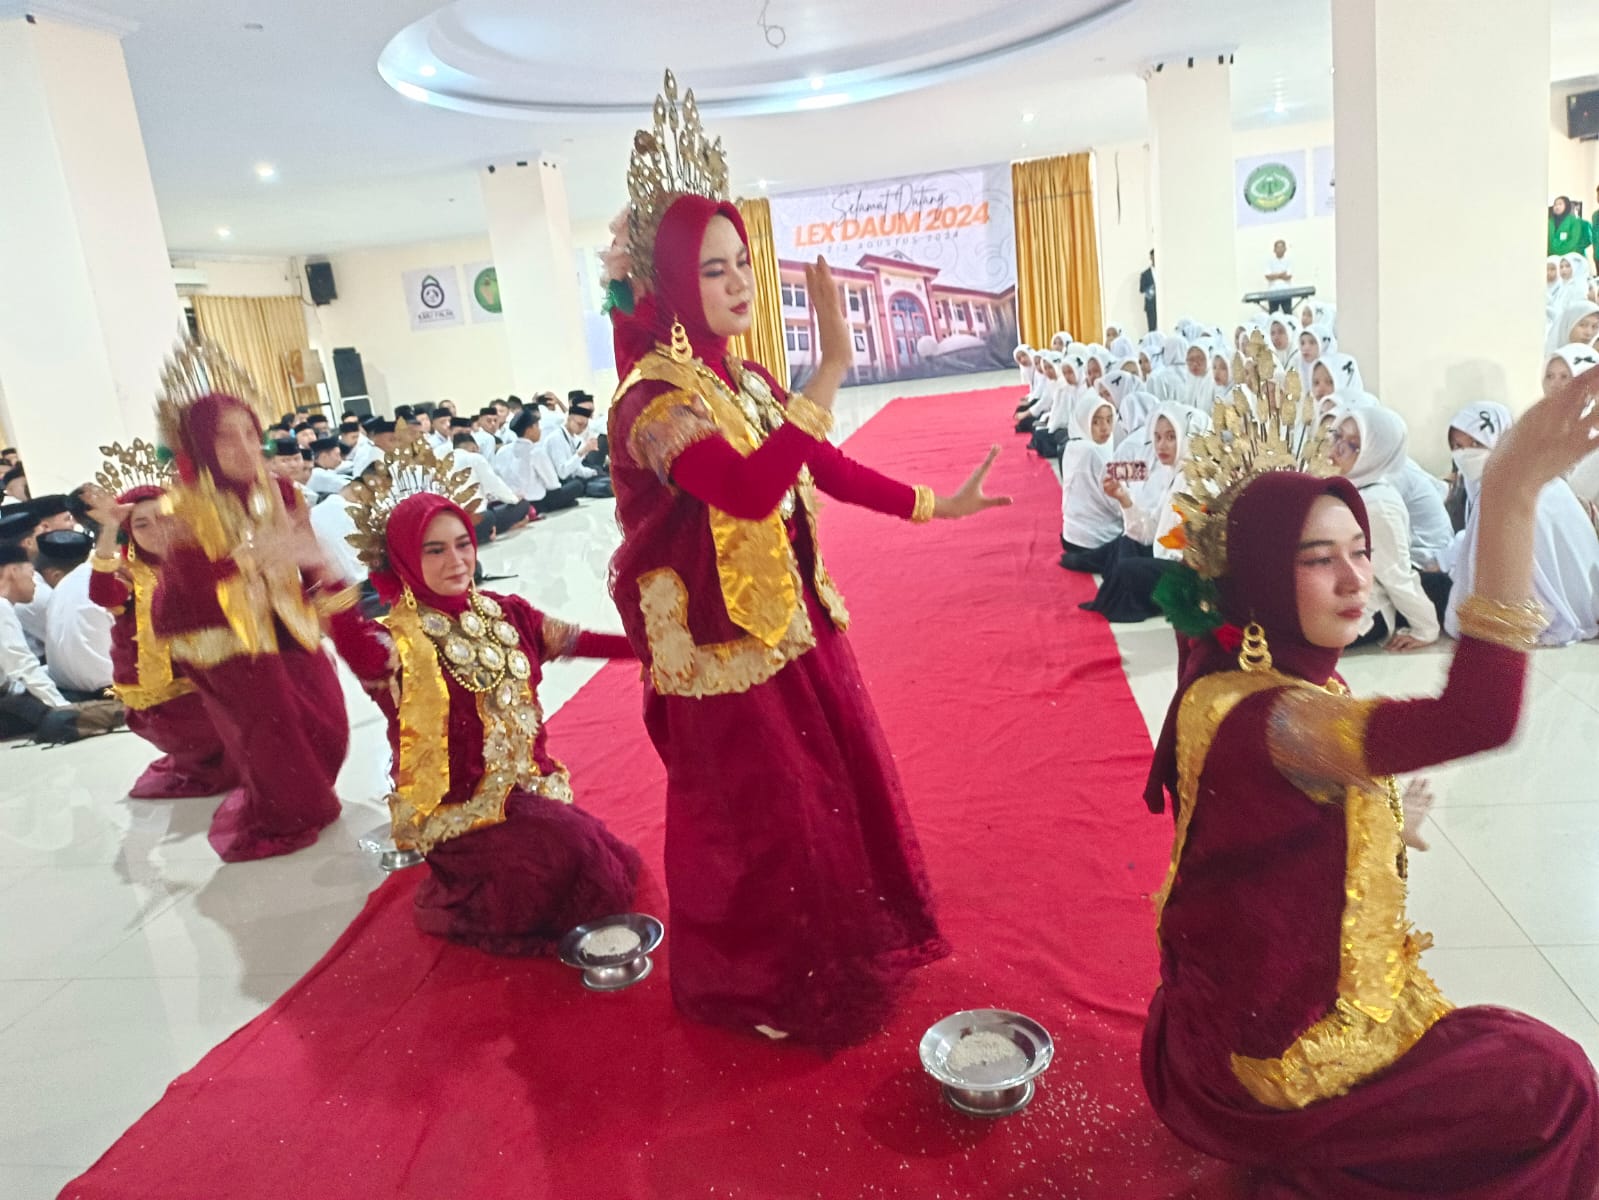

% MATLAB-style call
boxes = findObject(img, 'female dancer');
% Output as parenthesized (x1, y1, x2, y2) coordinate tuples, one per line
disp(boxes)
(1142, 384, 1599, 1195)
(341, 458, 639, 953)
(84, 445, 232, 798)
(151, 339, 370, 860)
(602, 71, 1005, 1047)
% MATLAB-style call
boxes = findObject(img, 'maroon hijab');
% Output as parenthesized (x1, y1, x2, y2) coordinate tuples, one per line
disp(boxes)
(174, 393, 263, 497)
(370, 493, 477, 615)
(116, 484, 167, 564)
(611, 194, 748, 382)
(1143, 472, 1371, 813)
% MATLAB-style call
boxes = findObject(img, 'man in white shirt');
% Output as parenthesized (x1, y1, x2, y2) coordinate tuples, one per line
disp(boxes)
(1, 505, 52, 657)
(490, 399, 516, 446)
(306, 437, 348, 502)
(426, 407, 454, 453)
(0, 542, 70, 737)
(539, 394, 611, 498)
(495, 410, 583, 513)
(451, 432, 530, 540)
(470, 408, 500, 457)
(342, 418, 392, 478)
(38, 530, 113, 697)
(1263, 239, 1294, 312)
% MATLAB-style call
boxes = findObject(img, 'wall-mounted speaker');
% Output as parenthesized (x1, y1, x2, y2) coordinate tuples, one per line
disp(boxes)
(306, 261, 337, 305)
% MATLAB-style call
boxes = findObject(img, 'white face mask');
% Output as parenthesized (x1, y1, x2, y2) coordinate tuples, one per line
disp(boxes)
(1453, 446, 1491, 483)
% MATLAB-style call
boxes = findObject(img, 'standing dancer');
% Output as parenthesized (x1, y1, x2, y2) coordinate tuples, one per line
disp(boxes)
(151, 338, 372, 860)
(1141, 391, 1599, 1195)
(603, 71, 1007, 1047)
(338, 442, 641, 953)
(84, 441, 232, 799)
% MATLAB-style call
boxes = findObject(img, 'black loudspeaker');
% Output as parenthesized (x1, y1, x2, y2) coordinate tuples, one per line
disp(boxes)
(340, 397, 372, 419)
(332, 347, 367, 398)
(306, 261, 337, 305)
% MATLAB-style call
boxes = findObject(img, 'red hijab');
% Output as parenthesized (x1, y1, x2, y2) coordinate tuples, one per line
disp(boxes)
(1143, 471, 1370, 813)
(116, 485, 167, 563)
(174, 393, 263, 498)
(611, 194, 748, 381)
(370, 493, 477, 615)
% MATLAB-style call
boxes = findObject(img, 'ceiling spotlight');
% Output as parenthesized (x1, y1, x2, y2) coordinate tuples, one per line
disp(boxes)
(216, 227, 233, 240)
(1022, 111, 1036, 123)
(758, 178, 768, 190)
(419, 63, 437, 78)
(809, 75, 825, 90)
(254, 163, 276, 180)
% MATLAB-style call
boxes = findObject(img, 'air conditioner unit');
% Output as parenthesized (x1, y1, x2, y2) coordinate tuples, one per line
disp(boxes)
(171, 266, 209, 293)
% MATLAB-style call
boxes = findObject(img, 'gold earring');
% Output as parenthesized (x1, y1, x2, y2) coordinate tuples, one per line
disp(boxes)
(669, 318, 692, 363)
(1239, 621, 1273, 673)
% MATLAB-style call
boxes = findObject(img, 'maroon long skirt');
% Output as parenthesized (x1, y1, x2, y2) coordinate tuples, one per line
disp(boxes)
(125, 691, 235, 800)
(643, 598, 948, 1049)
(186, 642, 348, 861)
(1144, 992, 1599, 1197)
(414, 791, 642, 956)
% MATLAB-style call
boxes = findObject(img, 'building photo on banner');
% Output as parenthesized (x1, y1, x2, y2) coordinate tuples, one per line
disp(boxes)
(767, 164, 1018, 388)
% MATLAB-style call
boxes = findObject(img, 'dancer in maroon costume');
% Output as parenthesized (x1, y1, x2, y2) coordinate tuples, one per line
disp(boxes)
(604, 73, 1007, 1047)
(86, 481, 232, 798)
(1141, 380, 1599, 1195)
(345, 487, 640, 954)
(151, 348, 376, 862)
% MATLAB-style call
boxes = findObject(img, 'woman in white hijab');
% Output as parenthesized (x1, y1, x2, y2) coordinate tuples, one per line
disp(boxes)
(1024, 351, 1066, 451)
(1097, 369, 1144, 444)
(1152, 338, 1215, 410)
(1016, 349, 1060, 434)
(1309, 352, 1366, 418)
(1442, 401, 1599, 646)
(1036, 351, 1088, 456)
(1058, 392, 1124, 562)
(1545, 301, 1599, 357)
(1080, 404, 1211, 620)
(1547, 345, 1599, 512)
(1051, 331, 1072, 352)
(1330, 406, 1443, 651)
(1293, 325, 1337, 393)
(1266, 313, 1298, 368)
(1108, 334, 1136, 363)
(1081, 344, 1114, 390)
(1174, 316, 1204, 341)
(1552, 252, 1594, 312)
(1338, 389, 1460, 571)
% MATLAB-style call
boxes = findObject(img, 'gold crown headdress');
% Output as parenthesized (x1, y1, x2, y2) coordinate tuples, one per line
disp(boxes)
(155, 333, 268, 455)
(1169, 390, 1335, 580)
(95, 438, 174, 497)
(345, 437, 482, 575)
(622, 69, 731, 287)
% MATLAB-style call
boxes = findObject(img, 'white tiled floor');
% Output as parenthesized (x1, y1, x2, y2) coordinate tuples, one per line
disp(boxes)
(5, 369, 1598, 1197)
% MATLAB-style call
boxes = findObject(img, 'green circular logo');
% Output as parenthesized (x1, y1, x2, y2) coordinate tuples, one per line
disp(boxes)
(1243, 163, 1298, 213)
(473, 267, 501, 314)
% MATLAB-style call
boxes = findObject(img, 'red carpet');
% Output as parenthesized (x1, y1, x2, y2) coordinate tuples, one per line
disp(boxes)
(63, 387, 1238, 1200)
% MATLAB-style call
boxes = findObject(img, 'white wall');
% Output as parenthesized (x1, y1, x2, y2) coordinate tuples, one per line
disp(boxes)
(300, 236, 514, 417)
(1093, 142, 1155, 340)
(175, 255, 300, 298)
(1231, 121, 1337, 312)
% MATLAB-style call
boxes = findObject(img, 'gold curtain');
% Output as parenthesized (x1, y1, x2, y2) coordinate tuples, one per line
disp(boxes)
(729, 196, 790, 384)
(191, 294, 313, 426)
(1011, 153, 1103, 351)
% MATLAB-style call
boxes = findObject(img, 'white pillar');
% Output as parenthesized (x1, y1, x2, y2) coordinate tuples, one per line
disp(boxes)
(0, 11, 182, 491)
(480, 158, 589, 397)
(1334, 0, 1550, 471)
(1145, 56, 1237, 326)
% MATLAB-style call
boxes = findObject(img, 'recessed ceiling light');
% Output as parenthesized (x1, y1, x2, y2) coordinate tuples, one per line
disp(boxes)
(254, 163, 276, 180)
(1022, 111, 1036, 123)
(419, 63, 437, 78)
(809, 75, 825, 91)
(757, 178, 768, 189)
(216, 227, 233, 240)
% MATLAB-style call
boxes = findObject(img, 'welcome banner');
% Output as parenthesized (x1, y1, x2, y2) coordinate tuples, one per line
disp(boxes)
(767, 165, 1018, 388)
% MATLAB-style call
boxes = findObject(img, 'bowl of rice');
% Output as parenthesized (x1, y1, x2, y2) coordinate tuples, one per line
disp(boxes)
(919, 1009, 1053, 1116)
(558, 913, 664, 992)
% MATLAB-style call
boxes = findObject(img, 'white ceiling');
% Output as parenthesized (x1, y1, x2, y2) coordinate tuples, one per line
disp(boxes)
(32, 0, 1598, 257)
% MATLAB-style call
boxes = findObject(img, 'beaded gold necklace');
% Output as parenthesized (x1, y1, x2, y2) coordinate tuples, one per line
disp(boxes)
(415, 590, 533, 708)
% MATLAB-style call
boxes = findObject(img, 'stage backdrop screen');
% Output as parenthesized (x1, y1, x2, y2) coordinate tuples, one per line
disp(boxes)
(767, 165, 1017, 389)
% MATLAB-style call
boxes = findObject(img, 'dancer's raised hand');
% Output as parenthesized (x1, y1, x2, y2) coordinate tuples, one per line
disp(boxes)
(933, 446, 1013, 520)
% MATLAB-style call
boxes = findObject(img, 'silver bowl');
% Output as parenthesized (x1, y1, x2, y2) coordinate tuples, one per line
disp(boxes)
(557, 913, 665, 992)
(356, 822, 425, 872)
(919, 1009, 1054, 1117)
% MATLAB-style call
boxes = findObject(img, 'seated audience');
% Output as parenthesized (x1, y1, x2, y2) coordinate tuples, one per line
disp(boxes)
(450, 432, 531, 541)
(40, 529, 114, 697)
(495, 410, 584, 514)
